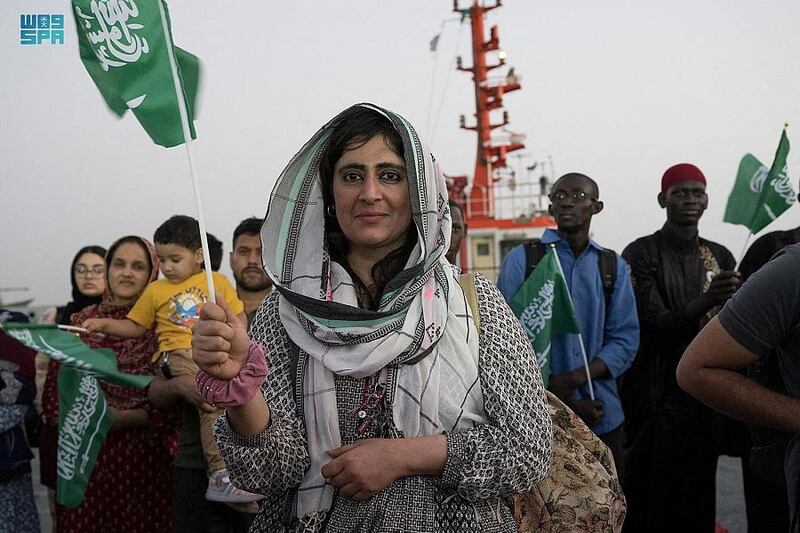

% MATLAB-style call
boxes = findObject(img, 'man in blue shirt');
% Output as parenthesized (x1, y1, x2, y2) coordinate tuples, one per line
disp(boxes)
(497, 172, 639, 471)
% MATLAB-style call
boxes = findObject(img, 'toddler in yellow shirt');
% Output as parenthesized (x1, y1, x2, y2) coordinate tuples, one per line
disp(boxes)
(83, 215, 261, 504)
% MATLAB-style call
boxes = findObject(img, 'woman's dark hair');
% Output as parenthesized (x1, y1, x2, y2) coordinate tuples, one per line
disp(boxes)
(319, 107, 417, 309)
(57, 245, 108, 325)
(106, 236, 154, 283)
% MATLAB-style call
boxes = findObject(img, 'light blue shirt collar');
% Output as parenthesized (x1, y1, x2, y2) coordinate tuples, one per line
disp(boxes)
(540, 228, 606, 253)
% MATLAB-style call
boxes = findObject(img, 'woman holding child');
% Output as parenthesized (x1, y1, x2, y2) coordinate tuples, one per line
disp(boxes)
(82, 216, 258, 508)
(192, 104, 553, 532)
(45, 236, 178, 532)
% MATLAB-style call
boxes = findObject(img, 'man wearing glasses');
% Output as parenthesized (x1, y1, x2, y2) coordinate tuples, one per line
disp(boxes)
(497, 172, 639, 476)
(620, 163, 740, 532)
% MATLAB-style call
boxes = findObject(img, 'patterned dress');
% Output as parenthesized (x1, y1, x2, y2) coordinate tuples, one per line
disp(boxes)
(216, 274, 552, 532)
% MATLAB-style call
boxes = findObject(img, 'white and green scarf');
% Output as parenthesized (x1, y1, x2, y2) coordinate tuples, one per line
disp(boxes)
(260, 103, 486, 520)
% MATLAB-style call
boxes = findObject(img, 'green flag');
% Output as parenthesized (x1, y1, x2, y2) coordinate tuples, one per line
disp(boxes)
(724, 130, 794, 234)
(723, 154, 769, 226)
(56, 366, 112, 508)
(0, 324, 152, 388)
(0, 324, 152, 507)
(72, 0, 200, 148)
(509, 247, 580, 387)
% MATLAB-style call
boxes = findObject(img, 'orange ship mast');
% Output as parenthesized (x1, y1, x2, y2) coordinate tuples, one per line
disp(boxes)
(454, 0, 523, 220)
(448, 1, 552, 274)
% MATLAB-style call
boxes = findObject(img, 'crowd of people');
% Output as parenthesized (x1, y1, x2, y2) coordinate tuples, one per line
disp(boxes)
(1, 102, 798, 532)
(493, 161, 798, 532)
(2, 216, 273, 532)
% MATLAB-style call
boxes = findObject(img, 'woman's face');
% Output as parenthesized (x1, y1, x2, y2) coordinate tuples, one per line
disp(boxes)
(73, 252, 106, 298)
(332, 134, 412, 261)
(108, 242, 151, 305)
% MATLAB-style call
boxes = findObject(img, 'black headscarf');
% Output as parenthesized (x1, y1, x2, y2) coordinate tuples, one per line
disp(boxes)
(56, 245, 107, 325)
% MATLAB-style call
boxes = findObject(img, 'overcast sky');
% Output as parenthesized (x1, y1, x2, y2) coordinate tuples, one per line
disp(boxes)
(2, 0, 800, 307)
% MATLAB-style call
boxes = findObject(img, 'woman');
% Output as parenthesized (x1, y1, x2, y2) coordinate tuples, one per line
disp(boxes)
(193, 104, 552, 532)
(39, 245, 108, 327)
(37, 245, 107, 526)
(43, 236, 178, 532)
(36, 246, 107, 412)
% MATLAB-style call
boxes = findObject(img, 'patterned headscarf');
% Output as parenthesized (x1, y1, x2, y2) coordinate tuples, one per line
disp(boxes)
(260, 103, 486, 520)
(101, 235, 160, 304)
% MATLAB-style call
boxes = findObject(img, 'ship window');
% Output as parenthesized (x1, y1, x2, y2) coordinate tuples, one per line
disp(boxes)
(476, 243, 490, 256)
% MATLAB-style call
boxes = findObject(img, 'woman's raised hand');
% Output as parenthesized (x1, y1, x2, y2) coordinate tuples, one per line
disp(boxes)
(191, 296, 251, 380)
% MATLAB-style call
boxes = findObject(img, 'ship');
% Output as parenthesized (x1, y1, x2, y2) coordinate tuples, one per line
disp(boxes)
(446, 0, 556, 280)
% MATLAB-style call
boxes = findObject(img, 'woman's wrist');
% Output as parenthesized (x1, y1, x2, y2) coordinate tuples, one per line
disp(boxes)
(196, 342, 269, 408)
(226, 392, 271, 436)
(391, 435, 447, 478)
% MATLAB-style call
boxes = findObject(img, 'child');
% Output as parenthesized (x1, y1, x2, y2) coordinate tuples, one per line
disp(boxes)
(83, 215, 260, 504)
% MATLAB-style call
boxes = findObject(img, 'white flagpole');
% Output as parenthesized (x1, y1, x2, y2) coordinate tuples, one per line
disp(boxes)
(157, 0, 215, 302)
(735, 231, 754, 271)
(57, 325, 89, 334)
(575, 333, 595, 401)
(549, 244, 596, 401)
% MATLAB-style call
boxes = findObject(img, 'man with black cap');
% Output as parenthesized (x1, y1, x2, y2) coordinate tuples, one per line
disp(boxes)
(621, 163, 741, 532)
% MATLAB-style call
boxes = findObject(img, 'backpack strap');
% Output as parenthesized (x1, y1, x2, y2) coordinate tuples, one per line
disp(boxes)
(458, 272, 480, 330)
(597, 248, 617, 309)
(524, 239, 546, 280)
(526, 238, 617, 309)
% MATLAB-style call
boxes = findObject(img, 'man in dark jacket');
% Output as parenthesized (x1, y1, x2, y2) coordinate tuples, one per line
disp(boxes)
(621, 163, 741, 532)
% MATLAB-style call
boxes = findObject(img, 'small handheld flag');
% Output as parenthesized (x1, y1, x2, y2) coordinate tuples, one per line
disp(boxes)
(71, 0, 216, 301)
(72, 0, 200, 148)
(1, 323, 152, 507)
(724, 128, 794, 235)
(509, 245, 581, 389)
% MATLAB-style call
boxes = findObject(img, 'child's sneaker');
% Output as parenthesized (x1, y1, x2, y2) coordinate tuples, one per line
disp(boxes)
(206, 469, 263, 503)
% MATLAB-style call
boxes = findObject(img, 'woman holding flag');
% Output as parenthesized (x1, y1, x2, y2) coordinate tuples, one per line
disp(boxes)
(191, 104, 553, 532)
(43, 236, 179, 532)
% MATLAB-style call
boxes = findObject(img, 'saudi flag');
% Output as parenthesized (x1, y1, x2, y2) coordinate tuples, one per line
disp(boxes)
(724, 130, 795, 234)
(56, 366, 111, 508)
(0, 323, 152, 507)
(509, 247, 580, 387)
(72, 0, 200, 148)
